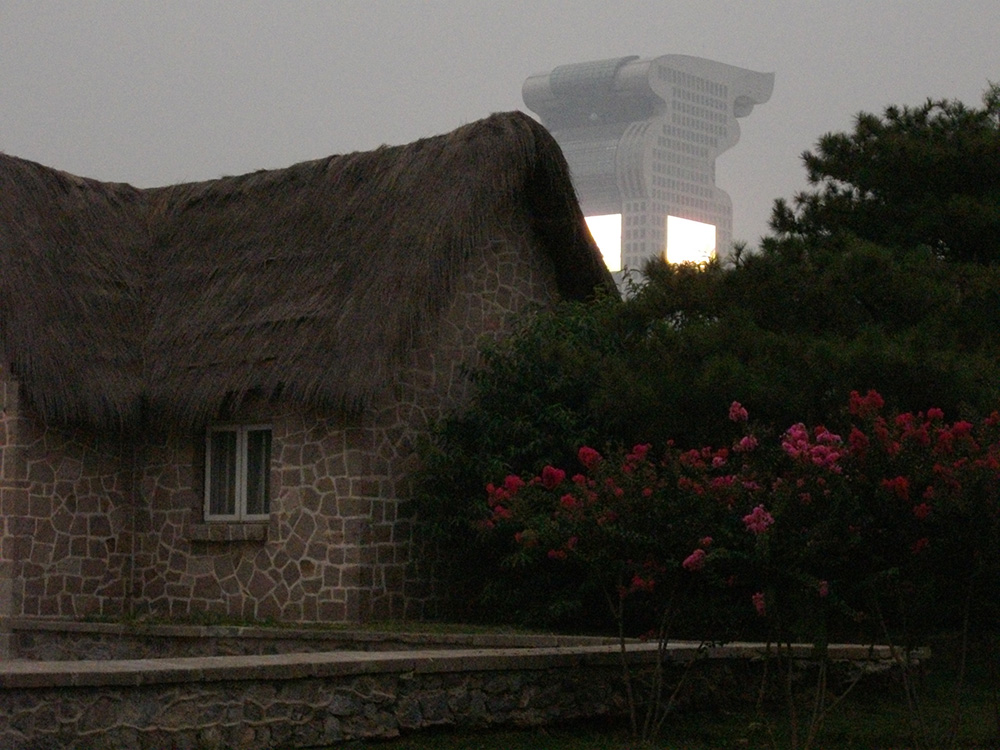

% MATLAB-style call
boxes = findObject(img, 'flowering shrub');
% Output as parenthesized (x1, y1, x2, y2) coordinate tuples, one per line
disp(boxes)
(479, 394, 1000, 643)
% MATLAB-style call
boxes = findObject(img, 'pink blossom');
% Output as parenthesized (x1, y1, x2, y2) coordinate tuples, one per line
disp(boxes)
(752, 592, 766, 616)
(927, 407, 945, 421)
(912, 502, 932, 520)
(541, 465, 566, 490)
(711, 475, 736, 491)
(847, 427, 870, 456)
(628, 443, 651, 461)
(559, 493, 580, 511)
(849, 389, 885, 419)
(881, 476, 910, 501)
(815, 426, 842, 444)
(578, 446, 602, 469)
(503, 474, 525, 494)
(734, 435, 758, 453)
(952, 420, 975, 438)
(818, 580, 829, 598)
(680, 449, 707, 468)
(699, 536, 713, 548)
(492, 505, 512, 520)
(629, 574, 655, 593)
(729, 401, 749, 422)
(677, 476, 705, 495)
(781, 424, 845, 471)
(782, 423, 811, 459)
(809, 444, 843, 472)
(486, 483, 510, 506)
(682, 548, 706, 572)
(743, 504, 775, 534)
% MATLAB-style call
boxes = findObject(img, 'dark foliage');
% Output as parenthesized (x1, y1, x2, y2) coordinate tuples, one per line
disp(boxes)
(416, 242, 1000, 627)
(769, 83, 1000, 263)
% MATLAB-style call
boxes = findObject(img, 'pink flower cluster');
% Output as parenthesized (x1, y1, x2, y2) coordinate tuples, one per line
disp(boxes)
(483, 390, 1000, 628)
(541, 465, 566, 490)
(781, 423, 844, 472)
(729, 401, 749, 423)
(682, 548, 706, 572)
(743, 504, 775, 534)
(578, 446, 602, 469)
(849, 389, 885, 419)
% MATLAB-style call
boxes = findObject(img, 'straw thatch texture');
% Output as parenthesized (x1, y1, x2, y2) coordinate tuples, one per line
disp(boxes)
(0, 112, 613, 429)
(0, 157, 148, 427)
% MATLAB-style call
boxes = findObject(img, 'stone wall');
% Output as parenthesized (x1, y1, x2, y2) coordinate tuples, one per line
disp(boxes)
(0, 366, 134, 623)
(0, 642, 684, 750)
(0, 656, 629, 749)
(0, 636, 903, 750)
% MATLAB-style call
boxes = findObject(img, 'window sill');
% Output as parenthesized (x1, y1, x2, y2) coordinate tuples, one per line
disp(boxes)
(187, 523, 268, 543)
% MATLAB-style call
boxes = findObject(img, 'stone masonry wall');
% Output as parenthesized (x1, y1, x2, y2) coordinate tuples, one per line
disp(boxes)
(0, 668, 627, 749)
(131, 408, 387, 623)
(0, 647, 644, 750)
(0, 631, 904, 750)
(0, 365, 134, 623)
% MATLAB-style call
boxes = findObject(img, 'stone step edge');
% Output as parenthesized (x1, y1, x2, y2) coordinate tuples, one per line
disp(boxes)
(0, 641, 916, 690)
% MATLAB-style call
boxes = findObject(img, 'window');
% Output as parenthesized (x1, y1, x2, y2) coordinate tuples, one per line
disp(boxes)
(205, 425, 272, 521)
(584, 213, 622, 272)
(665, 215, 716, 264)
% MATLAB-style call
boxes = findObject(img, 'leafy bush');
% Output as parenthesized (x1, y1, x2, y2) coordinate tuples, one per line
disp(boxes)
(414, 246, 1000, 626)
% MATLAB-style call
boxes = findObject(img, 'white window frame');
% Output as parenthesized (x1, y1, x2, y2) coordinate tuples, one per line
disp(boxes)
(204, 424, 272, 521)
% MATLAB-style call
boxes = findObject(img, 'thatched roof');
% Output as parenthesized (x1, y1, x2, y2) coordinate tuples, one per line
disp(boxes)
(0, 112, 614, 430)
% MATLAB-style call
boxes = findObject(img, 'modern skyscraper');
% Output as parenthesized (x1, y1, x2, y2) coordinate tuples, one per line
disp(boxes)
(523, 55, 773, 276)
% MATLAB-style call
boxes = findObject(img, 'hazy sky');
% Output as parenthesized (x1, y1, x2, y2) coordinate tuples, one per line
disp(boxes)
(2, 1, 998, 245)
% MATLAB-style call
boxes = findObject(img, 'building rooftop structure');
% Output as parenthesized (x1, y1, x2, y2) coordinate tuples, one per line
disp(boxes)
(523, 54, 773, 279)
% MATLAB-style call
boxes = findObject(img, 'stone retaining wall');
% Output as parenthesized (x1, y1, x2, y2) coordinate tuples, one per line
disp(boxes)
(0, 644, 652, 749)
(0, 633, 904, 750)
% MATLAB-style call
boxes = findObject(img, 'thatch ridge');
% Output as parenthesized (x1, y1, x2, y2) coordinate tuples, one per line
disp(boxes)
(0, 112, 613, 429)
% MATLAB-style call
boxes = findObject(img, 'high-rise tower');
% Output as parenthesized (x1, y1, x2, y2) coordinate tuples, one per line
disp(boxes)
(523, 55, 773, 275)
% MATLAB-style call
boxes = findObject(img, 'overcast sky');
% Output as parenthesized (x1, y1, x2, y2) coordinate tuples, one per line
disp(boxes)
(2, 1, 998, 245)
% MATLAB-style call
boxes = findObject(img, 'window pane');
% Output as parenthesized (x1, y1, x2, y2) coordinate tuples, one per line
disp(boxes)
(245, 429, 271, 516)
(209, 430, 238, 516)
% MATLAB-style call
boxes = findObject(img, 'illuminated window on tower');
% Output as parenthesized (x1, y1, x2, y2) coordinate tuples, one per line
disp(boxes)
(665, 216, 716, 264)
(584, 214, 622, 272)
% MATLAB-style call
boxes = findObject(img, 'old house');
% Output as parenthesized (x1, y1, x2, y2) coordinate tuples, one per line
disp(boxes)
(0, 112, 614, 625)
